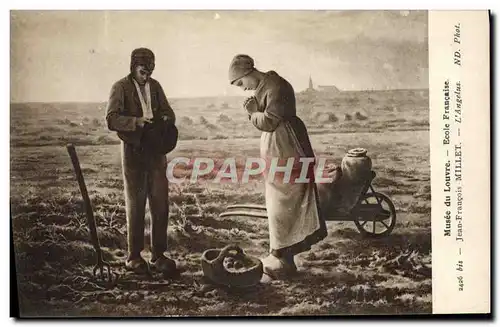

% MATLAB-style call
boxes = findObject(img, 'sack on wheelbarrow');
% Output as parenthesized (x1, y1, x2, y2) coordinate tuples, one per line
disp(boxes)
(341, 148, 372, 182)
(338, 148, 373, 211)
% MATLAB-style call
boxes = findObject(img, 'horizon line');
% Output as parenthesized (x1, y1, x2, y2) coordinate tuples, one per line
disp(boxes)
(10, 87, 429, 105)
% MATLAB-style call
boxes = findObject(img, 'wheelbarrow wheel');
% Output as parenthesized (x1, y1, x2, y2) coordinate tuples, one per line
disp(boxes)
(354, 192, 396, 238)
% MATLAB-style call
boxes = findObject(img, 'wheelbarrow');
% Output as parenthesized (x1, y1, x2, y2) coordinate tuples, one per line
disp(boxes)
(219, 171, 397, 238)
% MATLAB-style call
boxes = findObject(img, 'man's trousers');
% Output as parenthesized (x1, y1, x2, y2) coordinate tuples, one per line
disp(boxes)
(121, 141, 169, 259)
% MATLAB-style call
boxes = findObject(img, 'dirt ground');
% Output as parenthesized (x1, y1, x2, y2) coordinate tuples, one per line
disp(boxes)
(11, 90, 431, 317)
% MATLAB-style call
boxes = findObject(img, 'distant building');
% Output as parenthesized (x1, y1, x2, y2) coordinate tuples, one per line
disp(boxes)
(303, 76, 340, 93)
(317, 85, 340, 93)
(308, 76, 314, 91)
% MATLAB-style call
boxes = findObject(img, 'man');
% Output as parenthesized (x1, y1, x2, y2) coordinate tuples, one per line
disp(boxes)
(106, 48, 177, 274)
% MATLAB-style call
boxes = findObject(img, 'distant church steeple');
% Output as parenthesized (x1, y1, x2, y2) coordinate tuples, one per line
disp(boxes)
(308, 75, 314, 90)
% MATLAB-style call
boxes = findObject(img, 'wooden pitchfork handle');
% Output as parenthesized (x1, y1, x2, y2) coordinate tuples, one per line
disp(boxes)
(66, 143, 112, 281)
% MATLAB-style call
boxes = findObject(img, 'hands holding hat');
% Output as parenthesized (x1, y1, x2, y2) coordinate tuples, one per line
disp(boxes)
(136, 117, 153, 128)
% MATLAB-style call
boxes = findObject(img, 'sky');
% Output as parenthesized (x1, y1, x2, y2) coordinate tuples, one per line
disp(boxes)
(10, 10, 428, 102)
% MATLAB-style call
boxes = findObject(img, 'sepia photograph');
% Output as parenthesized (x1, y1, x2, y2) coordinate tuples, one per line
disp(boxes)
(9, 9, 460, 317)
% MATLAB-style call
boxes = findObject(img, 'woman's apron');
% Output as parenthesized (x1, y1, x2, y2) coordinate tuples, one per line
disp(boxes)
(261, 116, 327, 257)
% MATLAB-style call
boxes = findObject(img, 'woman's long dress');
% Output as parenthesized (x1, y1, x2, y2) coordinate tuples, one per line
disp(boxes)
(249, 71, 327, 258)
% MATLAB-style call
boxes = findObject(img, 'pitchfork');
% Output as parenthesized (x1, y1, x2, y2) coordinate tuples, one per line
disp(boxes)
(66, 143, 114, 283)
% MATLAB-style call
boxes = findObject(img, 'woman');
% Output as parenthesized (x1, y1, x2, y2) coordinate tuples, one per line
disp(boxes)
(228, 54, 327, 278)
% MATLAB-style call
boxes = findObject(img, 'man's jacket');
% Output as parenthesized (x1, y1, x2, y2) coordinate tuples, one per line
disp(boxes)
(105, 74, 176, 147)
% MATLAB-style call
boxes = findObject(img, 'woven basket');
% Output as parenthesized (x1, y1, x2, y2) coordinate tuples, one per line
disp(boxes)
(201, 244, 263, 288)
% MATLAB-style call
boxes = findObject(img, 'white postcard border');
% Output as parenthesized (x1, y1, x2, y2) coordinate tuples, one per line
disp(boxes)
(429, 10, 490, 314)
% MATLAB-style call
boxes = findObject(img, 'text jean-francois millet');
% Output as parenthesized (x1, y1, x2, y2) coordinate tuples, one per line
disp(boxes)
(441, 21, 464, 292)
